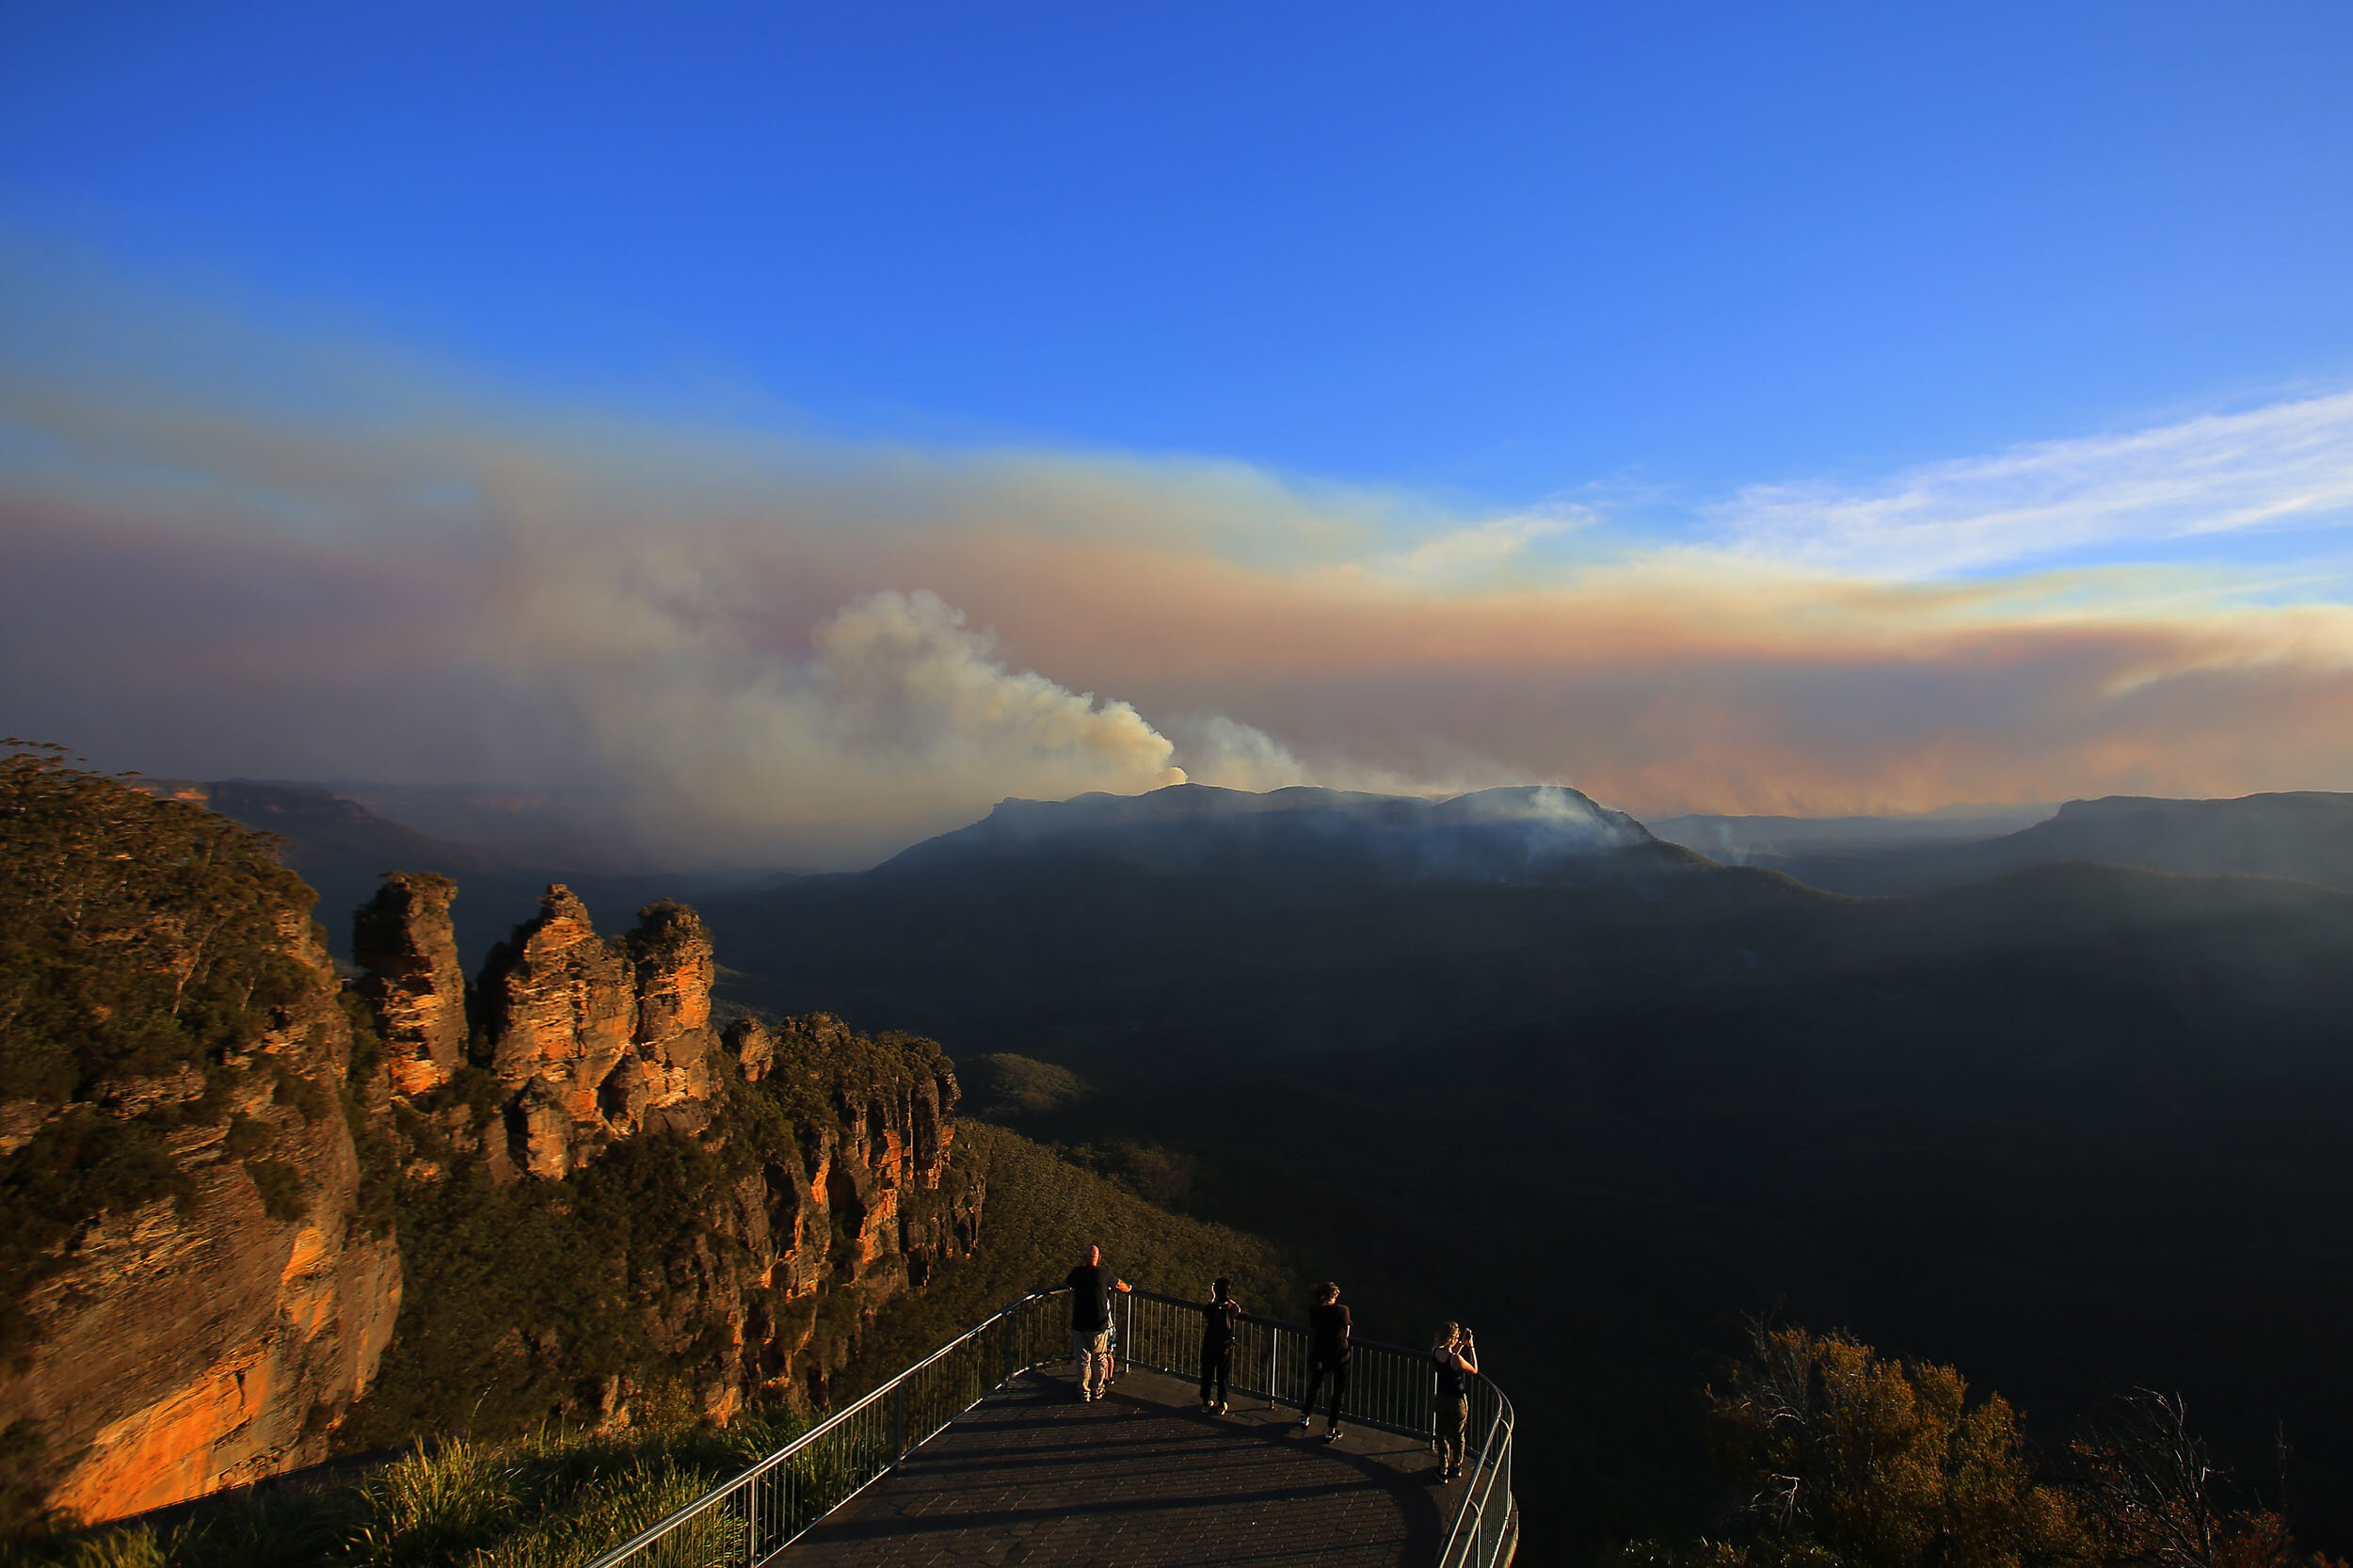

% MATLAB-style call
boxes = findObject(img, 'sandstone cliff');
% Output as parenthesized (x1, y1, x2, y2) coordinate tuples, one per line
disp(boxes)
(472, 888, 722, 1179)
(1, 752, 984, 1532)
(352, 872, 467, 1100)
(0, 750, 401, 1531)
(344, 881, 983, 1439)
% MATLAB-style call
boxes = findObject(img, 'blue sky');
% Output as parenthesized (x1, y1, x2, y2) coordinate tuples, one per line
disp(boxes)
(6, 2, 2353, 856)
(8, 1, 2349, 503)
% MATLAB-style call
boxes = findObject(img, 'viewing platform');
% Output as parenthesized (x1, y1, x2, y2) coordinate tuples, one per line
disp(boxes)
(588, 1288, 1516, 1568)
(780, 1365, 1449, 1567)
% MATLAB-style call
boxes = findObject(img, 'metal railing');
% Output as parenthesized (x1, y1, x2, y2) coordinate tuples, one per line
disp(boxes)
(1112, 1288, 1515, 1568)
(584, 1285, 1516, 1568)
(584, 1289, 1069, 1568)
(1438, 1371, 1517, 1568)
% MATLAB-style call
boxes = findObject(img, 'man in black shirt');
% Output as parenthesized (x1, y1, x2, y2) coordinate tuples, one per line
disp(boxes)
(1199, 1276, 1241, 1414)
(1297, 1281, 1351, 1441)
(1064, 1244, 1130, 1402)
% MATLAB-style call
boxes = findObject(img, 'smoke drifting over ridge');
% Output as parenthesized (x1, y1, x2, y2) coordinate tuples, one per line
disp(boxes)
(7, 258, 2353, 866)
(544, 584, 1195, 862)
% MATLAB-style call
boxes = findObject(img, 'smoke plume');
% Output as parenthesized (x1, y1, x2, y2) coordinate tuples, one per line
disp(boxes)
(6, 256, 2353, 865)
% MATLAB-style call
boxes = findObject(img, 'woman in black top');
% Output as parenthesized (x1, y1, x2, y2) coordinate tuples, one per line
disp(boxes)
(1296, 1282, 1351, 1441)
(1430, 1322, 1480, 1479)
(1200, 1275, 1241, 1413)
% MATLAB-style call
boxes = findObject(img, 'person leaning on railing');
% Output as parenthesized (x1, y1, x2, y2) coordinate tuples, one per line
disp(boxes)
(1064, 1243, 1132, 1402)
(1430, 1322, 1481, 1480)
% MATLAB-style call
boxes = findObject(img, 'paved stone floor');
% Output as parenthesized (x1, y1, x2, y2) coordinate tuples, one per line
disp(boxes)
(776, 1366, 1458, 1567)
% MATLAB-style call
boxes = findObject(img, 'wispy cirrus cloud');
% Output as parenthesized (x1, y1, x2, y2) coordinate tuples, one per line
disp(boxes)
(1365, 505, 1591, 583)
(1713, 390, 2353, 579)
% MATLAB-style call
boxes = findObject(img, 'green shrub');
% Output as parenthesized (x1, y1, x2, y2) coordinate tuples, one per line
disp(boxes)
(0, 743, 312, 1102)
(0, 744, 321, 1375)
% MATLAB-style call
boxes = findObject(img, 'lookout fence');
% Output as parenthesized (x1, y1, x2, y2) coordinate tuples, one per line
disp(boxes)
(584, 1285, 1516, 1568)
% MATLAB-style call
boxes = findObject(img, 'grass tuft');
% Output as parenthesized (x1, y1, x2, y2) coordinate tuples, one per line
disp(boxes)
(0, 1414, 805, 1568)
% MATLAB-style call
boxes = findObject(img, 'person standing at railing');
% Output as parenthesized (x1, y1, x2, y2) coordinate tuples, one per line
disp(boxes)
(1198, 1276, 1241, 1415)
(1295, 1281, 1352, 1442)
(1430, 1322, 1480, 1480)
(1064, 1243, 1131, 1402)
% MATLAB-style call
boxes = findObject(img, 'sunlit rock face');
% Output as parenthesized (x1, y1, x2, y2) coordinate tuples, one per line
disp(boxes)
(623, 1011, 980, 1416)
(1, 915, 401, 1527)
(352, 872, 467, 1098)
(370, 884, 728, 1179)
(739, 1013, 971, 1290)
(352, 883, 982, 1422)
(477, 886, 648, 1178)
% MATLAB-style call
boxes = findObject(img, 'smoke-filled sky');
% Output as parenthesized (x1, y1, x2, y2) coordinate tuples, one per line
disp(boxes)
(5, 3, 2353, 866)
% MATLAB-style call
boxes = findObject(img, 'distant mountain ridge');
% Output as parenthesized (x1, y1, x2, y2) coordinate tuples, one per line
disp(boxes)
(136, 779, 748, 968)
(1769, 790, 2353, 894)
(143, 778, 521, 873)
(1650, 804, 2054, 862)
(881, 780, 1689, 885)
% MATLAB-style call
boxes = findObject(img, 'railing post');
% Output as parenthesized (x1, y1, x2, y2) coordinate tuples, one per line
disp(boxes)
(745, 1472, 759, 1568)
(892, 1382, 905, 1461)
(1122, 1288, 1133, 1384)
(1267, 1328, 1280, 1411)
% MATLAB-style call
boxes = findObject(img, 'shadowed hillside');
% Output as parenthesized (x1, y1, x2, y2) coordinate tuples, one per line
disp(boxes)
(885, 780, 1675, 884)
(138, 779, 761, 970)
(698, 782, 2353, 1562)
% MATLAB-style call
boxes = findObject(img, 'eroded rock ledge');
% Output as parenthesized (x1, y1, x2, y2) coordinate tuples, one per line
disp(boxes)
(347, 877, 984, 1433)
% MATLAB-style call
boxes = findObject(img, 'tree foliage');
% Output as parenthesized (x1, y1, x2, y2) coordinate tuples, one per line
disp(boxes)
(0, 741, 312, 1103)
(1706, 1325, 2096, 1568)
(1643, 1329, 2345, 1568)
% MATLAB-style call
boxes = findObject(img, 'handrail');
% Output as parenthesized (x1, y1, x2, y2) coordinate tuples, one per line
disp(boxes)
(1124, 1285, 1442, 1361)
(1437, 1373, 1517, 1568)
(584, 1289, 1069, 1567)
(1115, 1285, 1458, 1439)
(583, 1283, 1516, 1568)
(1113, 1287, 1514, 1565)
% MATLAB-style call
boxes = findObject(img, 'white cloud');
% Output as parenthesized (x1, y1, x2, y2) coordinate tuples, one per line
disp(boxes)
(1714, 389, 2353, 579)
(1374, 506, 1588, 581)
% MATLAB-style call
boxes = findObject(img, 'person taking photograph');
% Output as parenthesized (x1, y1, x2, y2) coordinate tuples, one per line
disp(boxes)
(1430, 1322, 1480, 1480)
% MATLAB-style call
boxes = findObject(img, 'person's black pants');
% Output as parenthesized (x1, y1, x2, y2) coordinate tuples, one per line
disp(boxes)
(1300, 1357, 1350, 1429)
(1200, 1343, 1231, 1406)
